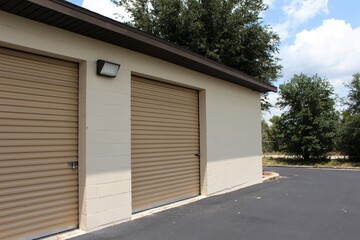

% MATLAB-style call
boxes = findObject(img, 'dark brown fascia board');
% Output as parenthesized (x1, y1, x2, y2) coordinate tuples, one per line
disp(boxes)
(10, 0, 277, 93)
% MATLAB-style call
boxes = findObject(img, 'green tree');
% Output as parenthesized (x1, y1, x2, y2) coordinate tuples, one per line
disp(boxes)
(268, 115, 283, 152)
(277, 73, 338, 160)
(338, 114, 360, 159)
(262, 120, 272, 153)
(337, 73, 360, 159)
(113, 0, 282, 90)
(345, 73, 360, 114)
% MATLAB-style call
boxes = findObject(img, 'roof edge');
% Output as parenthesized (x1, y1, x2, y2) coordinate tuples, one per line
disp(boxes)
(2, 0, 277, 93)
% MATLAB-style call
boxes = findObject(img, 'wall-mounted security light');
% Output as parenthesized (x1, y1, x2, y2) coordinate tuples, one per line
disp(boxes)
(96, 60, 120, 78)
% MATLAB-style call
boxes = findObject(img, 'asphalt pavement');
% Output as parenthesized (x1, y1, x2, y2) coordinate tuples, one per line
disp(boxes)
(71, 167, 360, 240)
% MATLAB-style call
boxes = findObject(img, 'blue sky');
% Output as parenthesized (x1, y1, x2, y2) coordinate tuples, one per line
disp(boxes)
(261, 0, 360, 121)
(67, 0, 360, 121)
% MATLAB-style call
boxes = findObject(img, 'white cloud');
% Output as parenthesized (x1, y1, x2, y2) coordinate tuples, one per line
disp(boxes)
(274, 0, 328, 39)
(280, 19, 360, 97)
(265, 18, 359, 121)
(273, 21, 291, 40)
(82, 0, 130, 21)
(283, 0, 328, 24)
(263, 0, 276, 8)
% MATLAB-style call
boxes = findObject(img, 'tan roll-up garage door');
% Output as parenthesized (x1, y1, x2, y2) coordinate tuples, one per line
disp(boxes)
(131, 76, 200, 212)
(0, 48, 79, 240)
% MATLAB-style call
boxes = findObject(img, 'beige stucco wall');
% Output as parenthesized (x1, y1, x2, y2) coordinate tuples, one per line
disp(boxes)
(0, 12, 262, 232)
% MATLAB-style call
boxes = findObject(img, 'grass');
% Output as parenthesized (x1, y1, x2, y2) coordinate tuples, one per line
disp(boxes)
(263, 155, 360, 169)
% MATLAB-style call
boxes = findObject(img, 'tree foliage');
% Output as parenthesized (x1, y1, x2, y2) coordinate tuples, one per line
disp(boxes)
(261, 116, 282, 153)
(338, 114, 360, 159)
(276, 74, 338, 160)
(345, 73, 360, 114)
(337, 73, 360, 159)
(261, 120, 272, 152)
(112, 0, 282, 87)
(268, 115, 282, 152)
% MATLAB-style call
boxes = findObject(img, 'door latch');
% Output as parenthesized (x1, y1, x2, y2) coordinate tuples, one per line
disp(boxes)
(67, 162, 78, 170)
(194, 153, 201, 158)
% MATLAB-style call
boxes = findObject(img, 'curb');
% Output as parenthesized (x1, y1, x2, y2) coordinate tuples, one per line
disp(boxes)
(262, 171, 280, 182)
(264, 165, 360, 171)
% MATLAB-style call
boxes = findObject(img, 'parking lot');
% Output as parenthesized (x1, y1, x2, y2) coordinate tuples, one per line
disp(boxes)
(72, 167, 360, 240)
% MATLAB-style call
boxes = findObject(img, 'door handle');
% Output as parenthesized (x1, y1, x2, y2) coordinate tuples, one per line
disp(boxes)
(194, 153, 200, 157)
(67, 162, 78, 170)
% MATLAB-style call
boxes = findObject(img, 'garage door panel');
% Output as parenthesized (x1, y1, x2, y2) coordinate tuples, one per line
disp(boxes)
(132, 150, 196, 159)
(132, 131, 198, 137)
(132, 169, 199, 185)
(0, 174, 78, 189)
(0, 97, 78, 111)
(0, 48, 79, 239)
(132, 75, 199, 212)
(0, 119, 78, 128)
(0, 83, 78, 99)
(1, 66, 78, 84)
(131, 105, 198, 118)
(132, 158, 197, 168)
(0, 145, 77, 154)
(132, 143, 199, 149)
(0, 180, 77, 201)
(0, 156, 77, 167)
(132, 169, 199, 186)
(0, 71, 78, 88)
(133, 143, 199, 149)
(0, 91, 77, 105)
(132, 116, 198, 126)
(1, 198, 78, 221)
(0, 192, 78, 211)
(0, 151, 77, 161)
(132, 93, 196, 107)
(132, 84, 197, 98)
(0, 126, 77, 134)
(132, 125, 197, 132)
(132, 101, 198, 115)
(132, 76, 196, 93)
(0, 219, 78, 240)
(1, 55, 78, 75)
(0, 185, 78, 205)
(132, 147, 199, 155)
(132, 171, 199, 188)
(132, 154, 197, 163)
(0, 66, 77, 85)
(0, 105, 77, 117)
(132, 120, 198, 129)
(0, 208, 78, 234)
(0, 133, 77, 140)
(0, 139, 78, 147)
(132, 89, 197, 106)
(131, 110, 198, 122)
(0, 112, 78, 122)
(133, 188, 199, 211)
(0, 162, 75, 175)
(132, 86, 197, 100)
(0, 170, 76, 184)
(0, 76, 78, 94)
(132, 179, 200, 198)
(132, 167, 199, 181)
(132, 97, 198, 112)
(0, 55, 78, 79)
(132, 138, 198, 144)
(132, 160, 199, 173)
